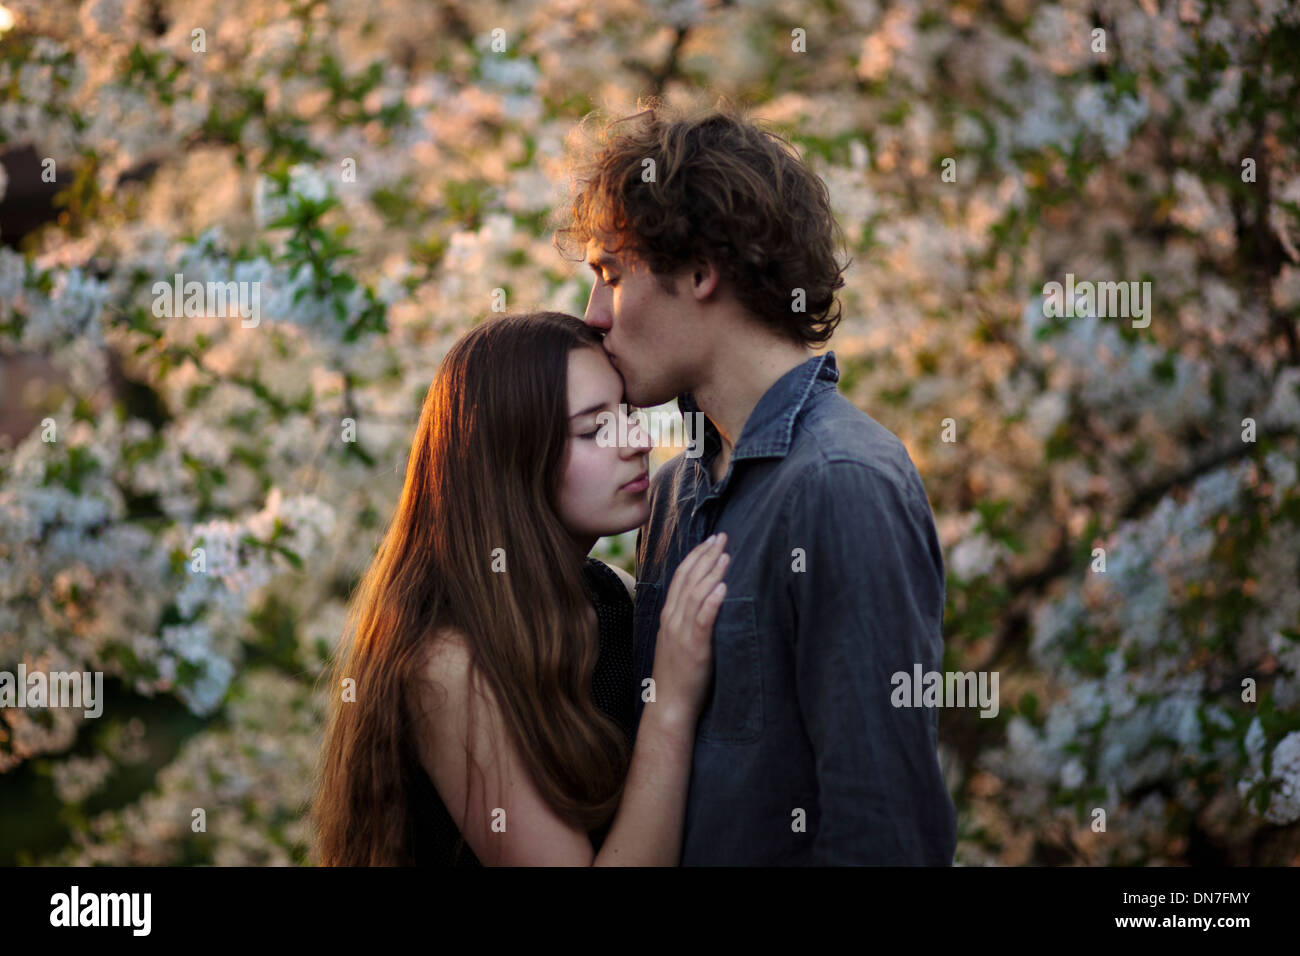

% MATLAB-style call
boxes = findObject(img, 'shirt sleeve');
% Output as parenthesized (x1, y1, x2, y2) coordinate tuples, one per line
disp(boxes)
(784, 458, 956, 865)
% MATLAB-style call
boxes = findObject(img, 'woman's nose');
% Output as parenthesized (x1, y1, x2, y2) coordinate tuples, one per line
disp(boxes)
(625, 412, 653, 450)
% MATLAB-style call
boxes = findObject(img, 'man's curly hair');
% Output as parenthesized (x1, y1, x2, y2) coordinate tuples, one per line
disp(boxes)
(553, 98, 851, 347)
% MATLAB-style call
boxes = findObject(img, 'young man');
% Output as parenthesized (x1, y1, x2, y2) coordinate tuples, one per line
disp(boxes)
(555, 103, 957, 865)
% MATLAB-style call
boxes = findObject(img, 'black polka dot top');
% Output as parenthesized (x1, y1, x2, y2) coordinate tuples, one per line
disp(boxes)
(407, 557, 636, 866)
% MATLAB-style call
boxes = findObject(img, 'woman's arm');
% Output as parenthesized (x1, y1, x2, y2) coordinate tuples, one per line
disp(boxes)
(411, 535, 729, 866)
(589, 697, 696, 864)
(411, 629, 694, 865)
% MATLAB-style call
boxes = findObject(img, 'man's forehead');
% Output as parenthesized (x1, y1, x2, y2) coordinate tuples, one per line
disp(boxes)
(586, 233, 640, 266)
(584, 238, 617, 265)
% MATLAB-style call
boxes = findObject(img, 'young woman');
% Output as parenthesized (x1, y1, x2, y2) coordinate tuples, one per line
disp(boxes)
(312, 311, 729, 865)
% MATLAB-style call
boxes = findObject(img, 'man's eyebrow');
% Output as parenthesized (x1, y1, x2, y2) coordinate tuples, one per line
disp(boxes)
(586, 254, 618, 271)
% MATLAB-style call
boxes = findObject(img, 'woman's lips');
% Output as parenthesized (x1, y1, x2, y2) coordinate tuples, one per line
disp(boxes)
(620, 471, 649, 493)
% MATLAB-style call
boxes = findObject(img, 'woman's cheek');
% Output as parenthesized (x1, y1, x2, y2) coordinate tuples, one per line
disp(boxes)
(573, 443, 606, 496)
(597, 443, 622, 492)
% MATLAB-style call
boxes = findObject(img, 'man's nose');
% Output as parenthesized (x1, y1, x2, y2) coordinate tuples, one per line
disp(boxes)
(583, 284, 612, 332)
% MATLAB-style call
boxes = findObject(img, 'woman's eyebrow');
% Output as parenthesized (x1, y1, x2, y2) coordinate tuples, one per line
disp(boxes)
(570, 386, 628, 420)
(569, 400, 610, 420)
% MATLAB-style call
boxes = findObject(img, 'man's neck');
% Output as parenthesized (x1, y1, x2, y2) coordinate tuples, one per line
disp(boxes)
(691, 336, 815, 486)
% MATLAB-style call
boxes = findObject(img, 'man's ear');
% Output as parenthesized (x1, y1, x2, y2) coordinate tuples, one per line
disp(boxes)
(690, 258, 720, 300)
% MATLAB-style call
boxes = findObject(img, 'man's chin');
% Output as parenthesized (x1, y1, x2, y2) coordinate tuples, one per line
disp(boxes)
(625, 383, 674, 409)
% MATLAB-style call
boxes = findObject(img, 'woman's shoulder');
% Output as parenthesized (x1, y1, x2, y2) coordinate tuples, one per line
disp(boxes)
(410, 626, 486, 722)
(419, 625, 469, 674)
(587, 558, 635, 601)
(408, 627, 460, 717)
(408, 627, 506, 783)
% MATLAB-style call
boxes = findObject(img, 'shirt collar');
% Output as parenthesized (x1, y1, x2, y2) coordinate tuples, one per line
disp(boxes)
(678, 350, 840, 467)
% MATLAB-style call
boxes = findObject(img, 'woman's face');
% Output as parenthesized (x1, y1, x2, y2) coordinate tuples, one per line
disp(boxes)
(556, 346, 653, 551)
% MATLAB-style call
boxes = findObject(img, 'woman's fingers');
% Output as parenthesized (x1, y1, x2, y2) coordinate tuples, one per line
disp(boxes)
(679, 533, 725, 588)
(663, 538, 708, 609)
(664, 533, 726, 618)
(652, 534, 729, 716)
(687, 552, 729, 630)
(694, 581, 727, 627)
(670, 545, 728, 644)
(688, 549, 729, 609)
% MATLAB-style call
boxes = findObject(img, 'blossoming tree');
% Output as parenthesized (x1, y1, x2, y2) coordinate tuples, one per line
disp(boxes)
(0, 0, 1297, 865)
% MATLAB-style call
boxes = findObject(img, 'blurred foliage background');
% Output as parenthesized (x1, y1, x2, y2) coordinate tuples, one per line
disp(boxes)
(1, 0, 1299, 865)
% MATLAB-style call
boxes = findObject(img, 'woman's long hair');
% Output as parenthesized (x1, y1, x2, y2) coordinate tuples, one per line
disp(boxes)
(312, 312, 631, 865)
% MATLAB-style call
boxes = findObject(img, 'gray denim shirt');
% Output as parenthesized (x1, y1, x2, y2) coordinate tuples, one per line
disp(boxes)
(632, 351, 957, 865)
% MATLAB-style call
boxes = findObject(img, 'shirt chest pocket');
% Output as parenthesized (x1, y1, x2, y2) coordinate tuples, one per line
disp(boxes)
(635, 585, 764, 745)
(698, 597, 763, 744)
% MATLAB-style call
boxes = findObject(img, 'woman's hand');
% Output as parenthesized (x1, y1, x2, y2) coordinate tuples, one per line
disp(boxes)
(650, 532, 729, 726)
